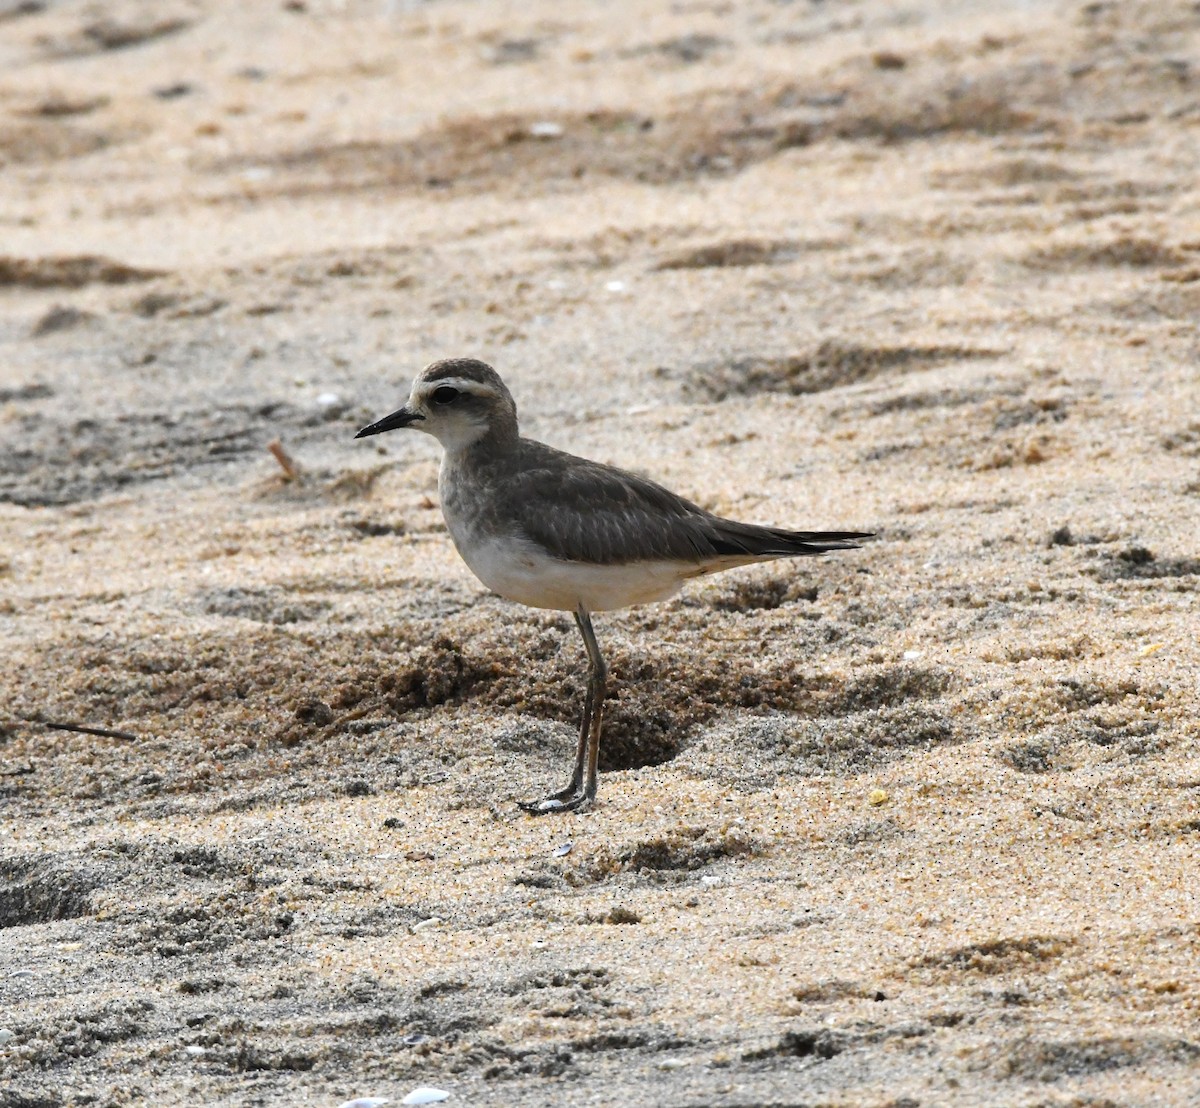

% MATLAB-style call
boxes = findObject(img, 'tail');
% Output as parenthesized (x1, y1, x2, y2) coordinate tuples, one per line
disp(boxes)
(705, 523, 873, 559)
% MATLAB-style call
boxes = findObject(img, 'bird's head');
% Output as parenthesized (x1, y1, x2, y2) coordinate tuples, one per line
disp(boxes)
(355, 358, 518, 453)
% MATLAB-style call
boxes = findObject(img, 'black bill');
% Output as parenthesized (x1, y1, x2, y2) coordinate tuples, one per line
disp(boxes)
(354, 406, 424, 438)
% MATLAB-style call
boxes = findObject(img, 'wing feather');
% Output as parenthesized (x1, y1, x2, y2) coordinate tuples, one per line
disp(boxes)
(498, 440, 869, 566)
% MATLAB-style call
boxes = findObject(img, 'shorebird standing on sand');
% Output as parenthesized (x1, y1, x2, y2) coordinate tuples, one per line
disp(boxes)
(356, 358, 871, 814)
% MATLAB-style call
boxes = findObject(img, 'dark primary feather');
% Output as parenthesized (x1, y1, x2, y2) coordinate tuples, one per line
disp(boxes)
(472, 437, 870, 566)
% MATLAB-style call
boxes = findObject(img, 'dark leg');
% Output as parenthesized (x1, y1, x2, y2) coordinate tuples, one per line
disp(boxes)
(519, 607, 607, 814)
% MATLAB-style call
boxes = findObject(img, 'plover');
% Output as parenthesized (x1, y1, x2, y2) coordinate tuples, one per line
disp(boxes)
(356, 358, 871, 814)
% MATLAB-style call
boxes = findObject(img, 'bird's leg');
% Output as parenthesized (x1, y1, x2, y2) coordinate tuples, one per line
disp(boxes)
(573, 607, 606, 804)
(519, 607, 607, 814)
(546, 656, 596, 799)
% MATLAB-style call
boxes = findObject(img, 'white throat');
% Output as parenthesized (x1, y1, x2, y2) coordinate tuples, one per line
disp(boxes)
(411, 407, 491, 456)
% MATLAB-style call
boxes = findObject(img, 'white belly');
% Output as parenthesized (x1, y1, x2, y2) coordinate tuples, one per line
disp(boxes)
(455, 532, 688, 613)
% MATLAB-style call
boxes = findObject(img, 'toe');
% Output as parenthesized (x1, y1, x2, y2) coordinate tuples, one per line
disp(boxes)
(519, 795, 587, 815)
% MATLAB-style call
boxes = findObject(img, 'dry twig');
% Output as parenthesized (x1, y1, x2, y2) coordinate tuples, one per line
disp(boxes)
(267, 438, 302, 481)
(43, 720, 138, 741)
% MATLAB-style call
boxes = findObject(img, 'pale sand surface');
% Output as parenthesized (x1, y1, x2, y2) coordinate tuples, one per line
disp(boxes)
(1, 1, 1199, 1105)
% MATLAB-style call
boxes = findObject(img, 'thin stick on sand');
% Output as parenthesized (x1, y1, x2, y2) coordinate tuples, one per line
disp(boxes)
(267, 438, 302, 481)
(42, 720, 138, 741)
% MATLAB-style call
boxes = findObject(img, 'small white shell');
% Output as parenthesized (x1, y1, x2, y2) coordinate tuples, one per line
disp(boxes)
(337, 1099, 391, 1108)
(0, 1029, 15, 1046)
(401, 1090, 450, 1106)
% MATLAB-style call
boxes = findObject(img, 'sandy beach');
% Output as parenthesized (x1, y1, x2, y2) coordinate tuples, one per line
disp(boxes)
(1, 1, 1198, 1104)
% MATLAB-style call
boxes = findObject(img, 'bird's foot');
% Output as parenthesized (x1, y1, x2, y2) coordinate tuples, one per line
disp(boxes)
(518, 789, 593, 815)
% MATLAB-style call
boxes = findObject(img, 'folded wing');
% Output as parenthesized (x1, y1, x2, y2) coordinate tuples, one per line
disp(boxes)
(504, 441, 871, 567)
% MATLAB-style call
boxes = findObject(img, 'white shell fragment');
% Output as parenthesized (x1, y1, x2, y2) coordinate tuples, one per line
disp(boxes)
(337, 1099, 391, 1108)
(401, 1090, 450, 1106)
(0, 1028, 15, 1046)
(527, 121, 563, 139)
(552, 840, 573, 857)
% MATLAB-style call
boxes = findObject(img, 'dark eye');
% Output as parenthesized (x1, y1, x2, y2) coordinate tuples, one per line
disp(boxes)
(431, 386, 460, 406)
